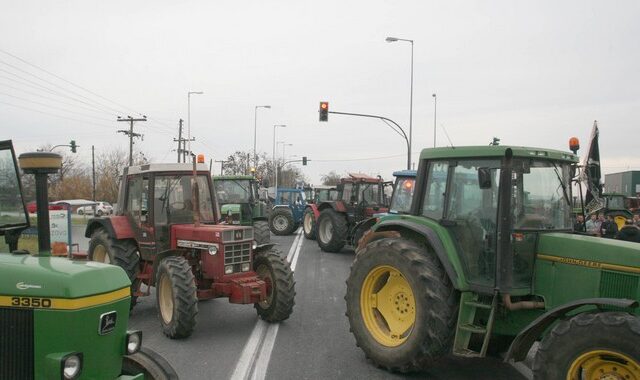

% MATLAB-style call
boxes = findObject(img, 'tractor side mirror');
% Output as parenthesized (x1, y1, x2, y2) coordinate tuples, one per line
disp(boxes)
(478, 167, 492, 189)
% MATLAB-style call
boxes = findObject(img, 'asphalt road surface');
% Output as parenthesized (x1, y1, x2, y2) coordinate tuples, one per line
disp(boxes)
(119, 229, 526, 380)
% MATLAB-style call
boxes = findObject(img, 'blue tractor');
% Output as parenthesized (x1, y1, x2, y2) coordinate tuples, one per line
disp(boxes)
(269, 188, 307, 235)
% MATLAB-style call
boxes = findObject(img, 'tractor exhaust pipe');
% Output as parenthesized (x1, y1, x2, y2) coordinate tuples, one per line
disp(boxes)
(502, 294, 545, 311)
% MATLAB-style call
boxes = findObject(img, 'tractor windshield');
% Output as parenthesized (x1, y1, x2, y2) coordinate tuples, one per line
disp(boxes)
(155, 174, 215, 224)
(0, 143, 28, 231)
(512, 160, 572, 230)
(359, 183, 382, 206)
(390, 177, 415, 213)
(215, 180, 252, 204)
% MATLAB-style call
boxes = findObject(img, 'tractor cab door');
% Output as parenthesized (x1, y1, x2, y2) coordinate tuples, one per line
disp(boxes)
(124, 175, 154, 256)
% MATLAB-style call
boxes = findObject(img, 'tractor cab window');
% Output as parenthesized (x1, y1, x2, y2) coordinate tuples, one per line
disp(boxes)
(278, 191, 291, 205)
(0, 144, 28, 230)
(215, 180, 251, 204)
(390, 177, 415, 214)
(126, 176, 149, 225)
(342, 183, 353, 203)
(154, 175, 215, 224)
(422, 161, 449, 219)
(359, 183, 381, 206)
(444, 159, 501, 287)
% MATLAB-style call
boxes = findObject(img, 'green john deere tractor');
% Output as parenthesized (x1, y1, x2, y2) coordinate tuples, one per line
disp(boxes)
(346, 144, 640, 379)
(213, 174, 270, 245)
(0, 140, 177, 379)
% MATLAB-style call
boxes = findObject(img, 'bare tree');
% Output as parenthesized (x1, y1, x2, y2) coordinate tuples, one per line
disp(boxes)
(321, 171, 342, 186)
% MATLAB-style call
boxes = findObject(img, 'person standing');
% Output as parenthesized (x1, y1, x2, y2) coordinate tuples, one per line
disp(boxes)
(616, 219, 640, 243)
(573, 214, 586, 232)
(585, 213, 601, 236)
(633, 214, 640, 227)
(600, 215, 619, 239)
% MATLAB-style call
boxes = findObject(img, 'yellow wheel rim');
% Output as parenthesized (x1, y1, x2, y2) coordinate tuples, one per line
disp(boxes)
(92, 244, 110, 264)
(158, 274, 174, 324)
(360, 265, 415, 347)
(567, 350, 640, 380)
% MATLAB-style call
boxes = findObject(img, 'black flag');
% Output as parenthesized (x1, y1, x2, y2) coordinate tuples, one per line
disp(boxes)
(581, 121, 603, 214)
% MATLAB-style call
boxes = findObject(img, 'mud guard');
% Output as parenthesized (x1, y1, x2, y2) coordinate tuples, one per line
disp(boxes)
(505, 297, 639, 362)
(255, 243, 277, 253)
(84, 216, 135, 240)
(121, 347, 179, 380)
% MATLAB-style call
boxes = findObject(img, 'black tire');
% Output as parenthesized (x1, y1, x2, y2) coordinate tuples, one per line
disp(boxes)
(532, 312, 640, 380)
(121, 347, 179, 380)
(269, 208, 296, 235)
(88, 228, 140, 308)
(345, 238, 458, 372)
(316, 209, 348, 253)
(253, 249, 295, 322)
(303, 208, 316, 240)
(156, 256, 198, 339)
(97, 210, 104, 216)
(254, 220, 271, 246)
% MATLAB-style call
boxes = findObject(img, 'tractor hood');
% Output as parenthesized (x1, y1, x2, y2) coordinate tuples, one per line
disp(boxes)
(537, 233, 640, 270)
(221, 203, 241, 215)
(172, 224, 254, 244)
(0, 253, 130, 298)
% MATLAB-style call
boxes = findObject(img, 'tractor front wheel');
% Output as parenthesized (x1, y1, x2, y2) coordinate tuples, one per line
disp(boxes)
(316, 209, 348, 253)
(345, 238, 458, 372)
(156, 256, 198, 339)
(532, 312, 640, 380)
(253, 249, 295, 322)
(88, 228, 140, 308)
(269, 208, 296, 235)
(121, 347, 179, 380)
(254, 220, 271, 246)
(303, 208, 316, 240)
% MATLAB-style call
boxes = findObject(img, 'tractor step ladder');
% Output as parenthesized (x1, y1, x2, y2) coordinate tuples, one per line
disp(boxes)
(133, 261, 152, 297)
(452, 291, 498, 358)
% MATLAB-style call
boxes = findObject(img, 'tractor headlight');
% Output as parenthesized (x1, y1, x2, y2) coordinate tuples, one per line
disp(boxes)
(225, 265, 234, 274)
(252, 240, 258, 250)
(241, 262, 251, 272)
(62, 353, 83, 380)
(208, 244, 219, 256)
(126, 330, 142, 354)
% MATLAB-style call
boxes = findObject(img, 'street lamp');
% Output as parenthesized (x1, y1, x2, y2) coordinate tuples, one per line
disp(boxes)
(276, 141, 293, 191)
(432, 93, 437, 148)
(385, 36, 414, 167)
(272, 124, 286, 196)
(187, 91, 204, 155)
(254, 105, 271, 170)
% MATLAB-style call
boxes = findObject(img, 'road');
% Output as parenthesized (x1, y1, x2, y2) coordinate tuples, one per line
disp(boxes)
(117, 229, 526, 380)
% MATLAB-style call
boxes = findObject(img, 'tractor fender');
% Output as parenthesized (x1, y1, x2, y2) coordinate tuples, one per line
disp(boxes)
(374, 219, 460, 287)
(505, 297, 639, 363)
(350, 217, 378, 246)
(255, 243, 277, 253)
(84, 216, 135, 240)
(306, 204, 321, 219)
(272, 205, 292, 211)
(316, 201, 346, 214)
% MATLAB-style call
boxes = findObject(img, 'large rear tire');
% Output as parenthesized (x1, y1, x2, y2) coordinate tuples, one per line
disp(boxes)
(345, 238, 458, 372)
(269, 208, 296, 235)
(303, 208, 316, 240)
(121, 347, 179, 380)
(88, 228, 140, 308)
(156, 256, 198, 339)
(532, 312, 640, 380)
(316, 209, 348, 253)
(254, 220, 271, 246)
(253, 249, 295, 322)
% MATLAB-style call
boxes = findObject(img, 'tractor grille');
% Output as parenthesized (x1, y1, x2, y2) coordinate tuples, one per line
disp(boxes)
(600, 271, 639, 300)
(222, 228, 254, 243)
(224, 242, 252, 265)
(0, 307, 34, 380)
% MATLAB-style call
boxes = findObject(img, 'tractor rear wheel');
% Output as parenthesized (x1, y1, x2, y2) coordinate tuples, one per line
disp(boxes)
(269, 208, 296, 235)
(532, 312, 640, 380)
(253, 249, 295, 322)
(121, 347, 178, 380)
(88, 228, 140, 308)
(345, 238, 458, 372)
(254, 220, 271, 246)
(303, 208, 316, 240)
(317, 209, 348, 252)
(156, 256, 198, 339)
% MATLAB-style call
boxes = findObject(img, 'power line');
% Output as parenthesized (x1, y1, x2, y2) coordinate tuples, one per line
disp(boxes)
(312, 154, 406, 162)
(0, 99, 117, 130)
(117, 116, 147, 166)
(0, 91, 114, 122)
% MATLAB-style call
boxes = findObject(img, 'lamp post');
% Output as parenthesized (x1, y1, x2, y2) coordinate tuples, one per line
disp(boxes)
(254, 105, 271, 171)
(432, 93, 437, 148)
(187, 91, 204, 154)
(277, 141, 293, 191)
(386, 36, 413, 166)
(272, 124, 286, 197)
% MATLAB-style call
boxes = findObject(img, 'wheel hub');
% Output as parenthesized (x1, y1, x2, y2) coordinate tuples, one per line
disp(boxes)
(319, 218, 333, 242)
(568, 350, 640, 380)
(93, 244, 110, 264)
(158, 274, 174, 324)
(274, 216, 288, 231)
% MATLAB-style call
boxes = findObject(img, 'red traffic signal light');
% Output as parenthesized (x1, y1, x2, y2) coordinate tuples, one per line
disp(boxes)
(319, 101, 329, 122)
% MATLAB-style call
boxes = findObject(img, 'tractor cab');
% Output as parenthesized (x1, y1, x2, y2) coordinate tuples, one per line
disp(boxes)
(213, 175, 262, 225)
(338, 173, 389, 216)
(389, 170, 417, 214)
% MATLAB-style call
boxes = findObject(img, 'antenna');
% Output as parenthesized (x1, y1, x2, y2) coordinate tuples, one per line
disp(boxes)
(440, 123, 455, 148)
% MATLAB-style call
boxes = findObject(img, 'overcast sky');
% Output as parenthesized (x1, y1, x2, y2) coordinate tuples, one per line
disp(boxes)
(2, 0, 639, 185)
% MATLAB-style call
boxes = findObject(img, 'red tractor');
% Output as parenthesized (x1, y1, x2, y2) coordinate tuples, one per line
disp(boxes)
(84, 160, 295, 339)
(310, 173, 391, 252)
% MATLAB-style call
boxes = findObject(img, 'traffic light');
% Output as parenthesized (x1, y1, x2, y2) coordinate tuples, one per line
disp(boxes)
(69, 140, 77, 153)
(319, 101, 329, 122)
(302, 156, 307, 166)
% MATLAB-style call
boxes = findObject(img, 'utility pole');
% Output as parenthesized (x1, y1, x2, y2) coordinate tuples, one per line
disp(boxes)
(174, 119, 183, 163)
(91, 145, 96, 201)
(183, 136, 195, 162)
(117, 115, 146, 166)
(215, 159, 227, 175)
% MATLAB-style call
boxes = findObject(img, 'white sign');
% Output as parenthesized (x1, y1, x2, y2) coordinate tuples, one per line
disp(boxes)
(49, 209, 69, 245)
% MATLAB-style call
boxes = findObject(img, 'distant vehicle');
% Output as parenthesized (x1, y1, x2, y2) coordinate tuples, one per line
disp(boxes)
(26, 201, 64, 214)
(77, 201, 113, 216)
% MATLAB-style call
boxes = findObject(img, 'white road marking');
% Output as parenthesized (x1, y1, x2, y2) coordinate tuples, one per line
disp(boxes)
(231, 228, 304, 380)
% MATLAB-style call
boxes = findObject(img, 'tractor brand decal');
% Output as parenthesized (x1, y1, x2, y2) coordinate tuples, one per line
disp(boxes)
(99, 311, 117, 335)
(234, 230, 243, 240)
(0, 287, 130, 310)
(16, 282, 42, 290)
(177, 240, 216, 250)
(537, 254, 640, 275)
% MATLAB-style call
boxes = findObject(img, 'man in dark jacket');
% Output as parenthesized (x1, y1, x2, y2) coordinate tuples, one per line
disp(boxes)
(573, 214, 586, 232)
(600, 215, 619, 239)
(616, 220, 640, 243)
